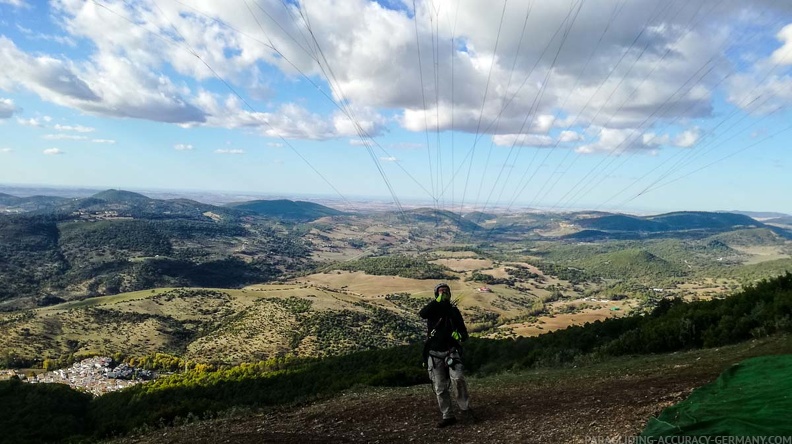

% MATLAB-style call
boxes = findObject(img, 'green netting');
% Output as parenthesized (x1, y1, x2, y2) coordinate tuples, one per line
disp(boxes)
(642, 355, 792, 436)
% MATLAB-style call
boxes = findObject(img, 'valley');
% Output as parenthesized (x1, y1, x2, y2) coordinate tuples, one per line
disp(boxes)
(1, 189, 791, 369)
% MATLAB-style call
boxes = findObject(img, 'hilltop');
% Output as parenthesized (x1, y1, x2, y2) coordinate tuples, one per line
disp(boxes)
(572, 211, 768, 239)
(226, 199, 346, 222)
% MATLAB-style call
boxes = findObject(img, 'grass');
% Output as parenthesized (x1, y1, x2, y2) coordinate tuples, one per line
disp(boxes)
(37, 288, 179, 311)
(473, 333, 792, 391)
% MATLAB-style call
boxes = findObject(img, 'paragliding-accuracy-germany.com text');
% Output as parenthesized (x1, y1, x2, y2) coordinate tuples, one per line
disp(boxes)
(585, 436, 792, 444)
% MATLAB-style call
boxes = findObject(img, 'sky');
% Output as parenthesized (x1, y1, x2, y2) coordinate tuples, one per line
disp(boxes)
(1, 0, 791, 214)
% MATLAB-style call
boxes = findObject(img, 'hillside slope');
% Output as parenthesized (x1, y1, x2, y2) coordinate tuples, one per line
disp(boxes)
(226, 199, 344, 221)
(105, 335, 792, 444)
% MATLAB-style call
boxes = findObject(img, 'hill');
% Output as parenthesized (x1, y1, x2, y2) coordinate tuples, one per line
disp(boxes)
(578, 248, 684, 280)
(0, 215, 66, 303)
(704, 227, 788, 247)
(0, 192, 22, 205)
(766, 215, 792, 226)
(578, 214, 662, 232)
(49, 190, 245, 220)
(463, 211, 499, 224)
(0, 211, 310, 308)
(403, 208, 482, 233)
(647, 211, 762, 230)
(226, 199, 345, 221)
(729, 210, 790, 219)
(5, 273, 792, 443)
(0, 193, 68, 212)
(92, 189, 152, 202)
(577, 211, 764, 235)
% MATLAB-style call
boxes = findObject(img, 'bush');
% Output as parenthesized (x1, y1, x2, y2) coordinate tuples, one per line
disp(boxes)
(0, 378, 92, 444)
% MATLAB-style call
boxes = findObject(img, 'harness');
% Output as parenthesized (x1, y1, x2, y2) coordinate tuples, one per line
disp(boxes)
(428, 349, 462, 369)
(423, 315, 462, 368)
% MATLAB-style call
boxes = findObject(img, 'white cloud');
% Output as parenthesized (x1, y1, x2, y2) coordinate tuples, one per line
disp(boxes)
(349, 139, 368, 146)
(0, 37, 100, 102)
(214, 149, 245, 154)
(575, 126, 700, 154)
(380, 156, 398, 162)
(2, 0, 791, 147)
(0, 0, 26, 7)
(54, 124, 95, 132)
(174, 143, 193, 151)
(673, 128, 701, 148)
(193, 93, 386, 139)
(266, 142, 283, 148)
(492, 133, 554, 147)
(43, 148, 64, 155)
(576, 128, 647, 154)
(558, 130, 583, 143)
(16, 117, 44, 127)
(726, 72, 792, 115)
(771, 24, 792, 65)
(389, 142, 424, 149)
(42, 134, 88, 140)
(17, 23, 75, 46)
(92, 139, 116, 144)
(0, 37, 206, 124)
(0, 98, 17, 118)
(0, 147, 11, 153)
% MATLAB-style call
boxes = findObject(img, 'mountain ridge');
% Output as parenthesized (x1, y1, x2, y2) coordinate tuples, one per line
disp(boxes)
(226, 199, 345, 222)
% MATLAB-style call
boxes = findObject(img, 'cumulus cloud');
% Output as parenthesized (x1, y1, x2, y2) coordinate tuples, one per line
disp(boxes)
(262, 0, 734, 137)
(2, 0, 791, 148)
(0, 37, 206, 124)
(43, 148, 64, 155)
(174, 143, 193, 151)
(92, 139, 116, 144)
(17, 117, 45, 127)
(725, 18, 792, 114)
(771, 24, 792, 65)
(42, 134, 88, 140)
(559, 130, 584, 143)
(214, 148, 244, 154)
(16, 24, 76, 46)
(0, 0, 26, 7)
(192, 92, 386, 139)
(0, 98, 17, 118)
(673, 128, 701, 148)
(575, 126, 700, 154)
(389, 142, 424, 149)
(492, 133, 555, 147)
(726, 72, 792, 115)
(54, 124, 95, 132)
(492, 129, 585, 147)
(0, 37, 99, 101)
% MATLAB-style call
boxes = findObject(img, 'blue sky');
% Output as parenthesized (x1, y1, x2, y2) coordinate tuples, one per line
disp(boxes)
(1, 0, 791, 214)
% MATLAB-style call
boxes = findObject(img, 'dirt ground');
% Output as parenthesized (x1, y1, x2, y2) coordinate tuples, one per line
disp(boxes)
(107, 359, 728, 444)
